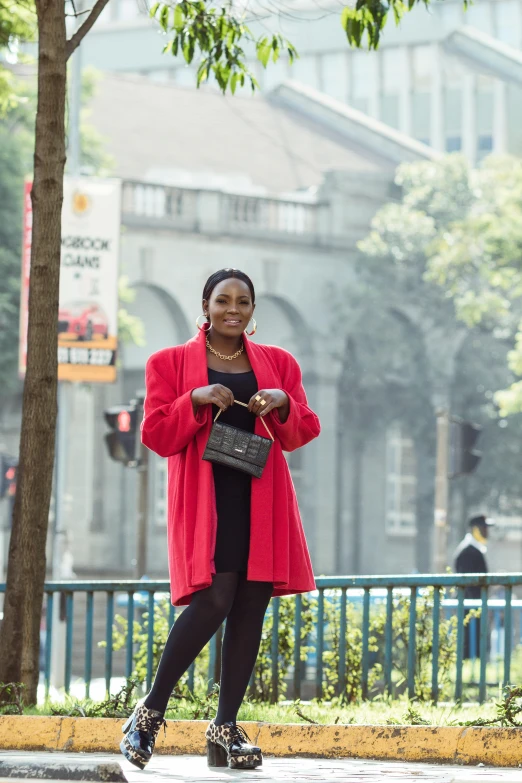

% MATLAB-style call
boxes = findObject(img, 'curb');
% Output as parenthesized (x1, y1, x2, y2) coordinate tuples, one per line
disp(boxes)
(0, 755, 126, 781)
(0, 716, 521, 767)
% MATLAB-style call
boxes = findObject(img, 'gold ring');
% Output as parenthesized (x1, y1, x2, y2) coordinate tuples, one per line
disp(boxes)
(260, 399, 267, 406)
(255, 395, 262, 402)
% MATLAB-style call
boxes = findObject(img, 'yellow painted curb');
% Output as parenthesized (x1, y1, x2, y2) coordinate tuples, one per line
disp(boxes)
(0, 717, 521, 767)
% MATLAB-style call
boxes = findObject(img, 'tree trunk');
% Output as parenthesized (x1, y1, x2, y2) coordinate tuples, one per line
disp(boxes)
(0, 0, 66, 704)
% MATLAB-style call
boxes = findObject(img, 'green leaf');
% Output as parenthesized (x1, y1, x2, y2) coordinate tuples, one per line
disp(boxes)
(174, 4, 184, 32)
(149, 2, 160, 17)
(159, 4, 169, 31)
(256, 37, 271, 68)
(230, 72, 238, 94)
(183, 36, 195, 64)
(197, 61, 210, 86)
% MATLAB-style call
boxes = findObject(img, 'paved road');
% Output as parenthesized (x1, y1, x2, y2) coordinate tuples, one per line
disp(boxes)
(1, 752, 521, 782)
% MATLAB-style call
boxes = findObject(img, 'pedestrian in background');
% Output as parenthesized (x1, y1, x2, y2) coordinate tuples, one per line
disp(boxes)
(120, 268, 320, 771)
(454, 515, 495, 659)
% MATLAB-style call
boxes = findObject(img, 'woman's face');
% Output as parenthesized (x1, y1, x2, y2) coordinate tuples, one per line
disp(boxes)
(203, 278, 255, 338)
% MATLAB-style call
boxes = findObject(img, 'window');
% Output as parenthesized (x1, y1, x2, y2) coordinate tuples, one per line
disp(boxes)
(153, 456, 167, 527)
(440, 2, 463, 28)
(446, 136, 462, 152)
(411, 46, 434, 92)
(385, 423, 417, 536)
(496, 0, 521, 47)
(466, 3, 492, 32)
(380, 95, 399, 129)
(350, 50, 376, 102)
(445, 88, 463, 137)
(321, 53, 348, 102)
(382, 48, 404, 95)
(412, 93, 431, 146)
(292, 56, 319, 90)
(117, 0, 141, 19)
(478, 134, 493, 152)
(477, 134, 493, 160)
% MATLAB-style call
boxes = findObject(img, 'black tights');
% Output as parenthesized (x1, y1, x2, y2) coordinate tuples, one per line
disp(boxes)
(144, 572, 273, 723)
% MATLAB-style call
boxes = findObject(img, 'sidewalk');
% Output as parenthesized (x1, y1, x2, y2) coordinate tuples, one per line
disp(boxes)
(0, 752, 521, 782)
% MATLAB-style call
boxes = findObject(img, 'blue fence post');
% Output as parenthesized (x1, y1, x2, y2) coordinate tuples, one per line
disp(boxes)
(146, 590, 155, 692)
(479, 587, 488, 703)
(188, 661, 195, 693)
(431, 588, 441, 704)
(105, 591, 114, 697)
(208, 634, 217, 693)
(271, 598, 280, 703)
(44, 592, 53, 701)
(338, 589, 347, 699)
(126, 591, 134, 680)
(455, 587, 465, 703)
(64, 592, 74, 695)
(84, 591, 94, 700)
(385, 587, 393, 697)
(316, 591, 324, 701)
(293, 594, 302, 700)
(361, 588, 370, 700)
(407, 587, 417, 700)
(504, 586, 513, 687)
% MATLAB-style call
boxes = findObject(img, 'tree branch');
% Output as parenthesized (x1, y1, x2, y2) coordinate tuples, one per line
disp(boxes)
(65, 0, 111, 60)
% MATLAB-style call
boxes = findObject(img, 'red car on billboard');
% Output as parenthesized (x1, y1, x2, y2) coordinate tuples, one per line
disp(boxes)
(58, 301, 109, 341)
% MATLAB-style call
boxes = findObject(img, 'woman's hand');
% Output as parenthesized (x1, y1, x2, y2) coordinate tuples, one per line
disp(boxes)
(191, 384, 234, 412)
(248, 389, 289, 419)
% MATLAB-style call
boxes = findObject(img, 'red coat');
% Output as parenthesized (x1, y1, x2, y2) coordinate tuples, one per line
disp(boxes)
(141, 328, 321, 606)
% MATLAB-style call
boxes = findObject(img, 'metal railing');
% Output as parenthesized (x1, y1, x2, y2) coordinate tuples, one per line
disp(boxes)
(2, 573, 522, 704)
(121, 180, 323, 243)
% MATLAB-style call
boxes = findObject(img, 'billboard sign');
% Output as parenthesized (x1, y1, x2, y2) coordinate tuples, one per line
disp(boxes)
(20, 176, 121, 383)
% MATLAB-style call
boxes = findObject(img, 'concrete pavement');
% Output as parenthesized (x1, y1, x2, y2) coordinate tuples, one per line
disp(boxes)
(0, 753, 521, 783)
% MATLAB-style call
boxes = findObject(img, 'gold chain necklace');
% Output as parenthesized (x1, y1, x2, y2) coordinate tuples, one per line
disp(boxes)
(206, 336, 244, 361)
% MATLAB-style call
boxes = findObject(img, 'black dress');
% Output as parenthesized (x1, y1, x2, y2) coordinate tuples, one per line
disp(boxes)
(208, 368, 258, 573)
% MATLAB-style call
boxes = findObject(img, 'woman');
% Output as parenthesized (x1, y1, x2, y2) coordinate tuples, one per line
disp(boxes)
(120, 268, 320, 771)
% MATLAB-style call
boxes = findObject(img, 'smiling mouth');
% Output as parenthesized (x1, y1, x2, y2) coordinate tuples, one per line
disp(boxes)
(224, 319, 241, 325)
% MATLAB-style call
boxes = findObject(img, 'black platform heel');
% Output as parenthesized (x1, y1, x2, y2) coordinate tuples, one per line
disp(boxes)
(206, 738, 228, 767)
(119, 700, 166, 770)
(205, 720, 262, 769)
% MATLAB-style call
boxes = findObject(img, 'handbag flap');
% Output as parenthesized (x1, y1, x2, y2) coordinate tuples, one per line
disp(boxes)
(206, 422, 272, 468)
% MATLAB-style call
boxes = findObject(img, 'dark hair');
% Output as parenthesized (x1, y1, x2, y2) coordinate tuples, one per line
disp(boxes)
(202, 269, 255, 314)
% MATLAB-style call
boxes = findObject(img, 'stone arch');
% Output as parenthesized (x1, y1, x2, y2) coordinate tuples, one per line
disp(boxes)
(338, 305, 434, 574)
(253, 293, 313, 369)
(122, 283, 191, 373)
(253, 293, 316, 545)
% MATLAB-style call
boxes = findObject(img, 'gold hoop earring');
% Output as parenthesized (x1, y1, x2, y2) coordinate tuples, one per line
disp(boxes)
(246, 318, 257, 336)
(196, 314, 209, 331)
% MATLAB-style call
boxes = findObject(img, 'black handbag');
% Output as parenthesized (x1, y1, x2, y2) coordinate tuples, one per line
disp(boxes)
(202, 400, 274, 479)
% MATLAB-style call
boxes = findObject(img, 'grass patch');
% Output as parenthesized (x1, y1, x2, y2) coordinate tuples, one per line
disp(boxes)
(19, 696, 498, 727)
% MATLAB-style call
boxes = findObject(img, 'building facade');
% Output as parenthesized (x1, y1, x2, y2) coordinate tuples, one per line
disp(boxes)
(79, 0, 522, 162)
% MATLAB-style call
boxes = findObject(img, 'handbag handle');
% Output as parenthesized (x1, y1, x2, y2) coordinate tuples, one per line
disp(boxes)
(213, 399, 274, 442)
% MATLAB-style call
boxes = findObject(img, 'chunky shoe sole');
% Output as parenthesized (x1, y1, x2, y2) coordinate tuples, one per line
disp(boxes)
(119, 735, 150, 770)
(207, 740, 262, 770)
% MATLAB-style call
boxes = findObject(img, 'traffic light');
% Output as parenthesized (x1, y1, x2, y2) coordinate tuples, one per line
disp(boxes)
(449, 419, 482, 477)
(104, 404, 139, 466)
(0, 455, 18, 499)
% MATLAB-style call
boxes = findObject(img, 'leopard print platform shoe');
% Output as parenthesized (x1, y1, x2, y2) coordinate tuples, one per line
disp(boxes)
(120, 700, 166, 769)
(205, 720, 262, 769)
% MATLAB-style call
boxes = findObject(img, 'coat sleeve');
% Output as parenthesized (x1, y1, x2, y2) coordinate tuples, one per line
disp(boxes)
(269, 349, 320, 452)
(141, 352, 207, 458)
